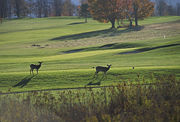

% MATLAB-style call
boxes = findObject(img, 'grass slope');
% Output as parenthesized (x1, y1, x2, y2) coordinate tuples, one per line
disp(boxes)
(0, 16, 180, 93)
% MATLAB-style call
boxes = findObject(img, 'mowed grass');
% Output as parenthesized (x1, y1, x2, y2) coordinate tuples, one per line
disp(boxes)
(0, 16, 180, 93)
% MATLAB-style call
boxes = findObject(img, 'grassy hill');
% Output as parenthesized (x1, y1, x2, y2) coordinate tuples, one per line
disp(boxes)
(0, 16, 180, 93)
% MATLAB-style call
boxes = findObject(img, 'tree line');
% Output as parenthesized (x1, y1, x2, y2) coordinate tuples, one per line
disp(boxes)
(1, 0, 179, 19)
(155, 0, 180, 16)
(0, 0, 179, 28)
(0, 0, 77, 18)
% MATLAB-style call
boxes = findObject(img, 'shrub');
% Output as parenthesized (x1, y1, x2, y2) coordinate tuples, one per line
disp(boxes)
(0, 74, 179, 122)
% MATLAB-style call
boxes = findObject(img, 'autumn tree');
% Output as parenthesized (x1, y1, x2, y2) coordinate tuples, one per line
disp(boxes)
(88, 0, 120, 28)
(120, 0, 134, 27)
(132, 0, 154, 26)
(116, 0, 127, 26)
(88, 0, 154, 28)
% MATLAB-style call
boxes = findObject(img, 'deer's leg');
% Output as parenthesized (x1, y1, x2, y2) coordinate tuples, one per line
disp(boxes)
(93, 72, 96, 78)
(93, 71, 98, 78)
(103, 72, 107, 79)
(30, 69, 31, 75)
(96, 71, 99, 78)
(102, 72, 105, 78)
(32, 69, 34, 75)
(105, 72, 107, 78)
(37, 69, 38, 74)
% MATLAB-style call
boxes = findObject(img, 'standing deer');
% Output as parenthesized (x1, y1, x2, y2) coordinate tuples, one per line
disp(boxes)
(93, 64, 112, 78)
(30, 62, 43, 75)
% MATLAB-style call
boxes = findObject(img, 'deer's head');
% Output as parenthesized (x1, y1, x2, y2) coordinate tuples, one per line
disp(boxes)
(38, 62, 43, 64)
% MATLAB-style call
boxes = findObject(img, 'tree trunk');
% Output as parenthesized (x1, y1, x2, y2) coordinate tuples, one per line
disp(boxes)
(129, 19, 132, 28)
(133, 3, 138, 26)
(110, 19, 115, 28)
(85, 15, 87, 23)
(15, 0, 20, 18)
(85, 17, 87, 23)
(134, 9, 138, 26)
(135, 16, 138, 26)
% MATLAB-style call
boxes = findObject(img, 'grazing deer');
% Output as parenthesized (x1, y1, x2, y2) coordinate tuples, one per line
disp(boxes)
(30, 62, 43, 75)
(93, 64, 112, 78)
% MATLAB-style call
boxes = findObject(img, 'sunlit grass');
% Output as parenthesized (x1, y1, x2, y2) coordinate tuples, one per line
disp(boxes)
(0, 16, 180, 93)
(0, 66, 179, 93)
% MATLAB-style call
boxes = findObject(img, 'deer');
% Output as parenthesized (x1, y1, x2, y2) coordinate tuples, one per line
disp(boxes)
(93, 64, 112, 78)
(30, 62, 43, 75)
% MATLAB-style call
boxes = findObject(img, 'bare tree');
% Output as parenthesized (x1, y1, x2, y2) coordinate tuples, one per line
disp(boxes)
(176, 3, 180, 16)
(62, 0, 75, 16)
(0, 0, 9, 18)
(53, 0, 63, 16)
(36, 0, 43, 18)
(156, 0, 168, 16)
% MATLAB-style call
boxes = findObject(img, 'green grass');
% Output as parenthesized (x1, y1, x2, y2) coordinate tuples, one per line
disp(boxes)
(0, 16, 180, 93)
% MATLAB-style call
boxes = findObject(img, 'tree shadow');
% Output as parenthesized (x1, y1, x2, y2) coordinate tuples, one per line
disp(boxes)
(118, 43, 180, 55)
(63, 48, 85, 53)
(50, 29, 112, 41)
(0, 25, 66, 34)
(86, 74, 108, 86)
(62, 42, 145, 54)
(50, 26, 144, 41)
(13, 75, 35, 88)
(67, 22, 85, 25)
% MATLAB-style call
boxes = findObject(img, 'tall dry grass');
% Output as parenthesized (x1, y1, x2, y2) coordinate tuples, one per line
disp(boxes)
(0, 74, 179, 122)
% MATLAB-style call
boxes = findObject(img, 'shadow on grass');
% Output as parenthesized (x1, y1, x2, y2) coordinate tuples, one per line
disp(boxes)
(47, 16, 80, 19)
(86, 74, 109, 86)
(119, 43, 180, 54)
(63, 48, 85, 53)
(67, 22, 85, 25)
(0, 25, 67, 34)
(86, 81, 101, 86)
(50, 29, 112, 41)
(63, 42, 145, 54)
(63, 43, 179, 54)
(13, 75, 35, 88)
(51, 26, 144, 41)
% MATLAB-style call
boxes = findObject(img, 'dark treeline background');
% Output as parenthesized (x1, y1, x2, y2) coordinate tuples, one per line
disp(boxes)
(0, 0, 180, 19)
(154, 0, 180, 16)
(0, 0, 78, 18)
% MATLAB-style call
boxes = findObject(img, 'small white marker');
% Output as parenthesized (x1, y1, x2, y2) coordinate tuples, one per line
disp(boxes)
(163, 35, 166, 39)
